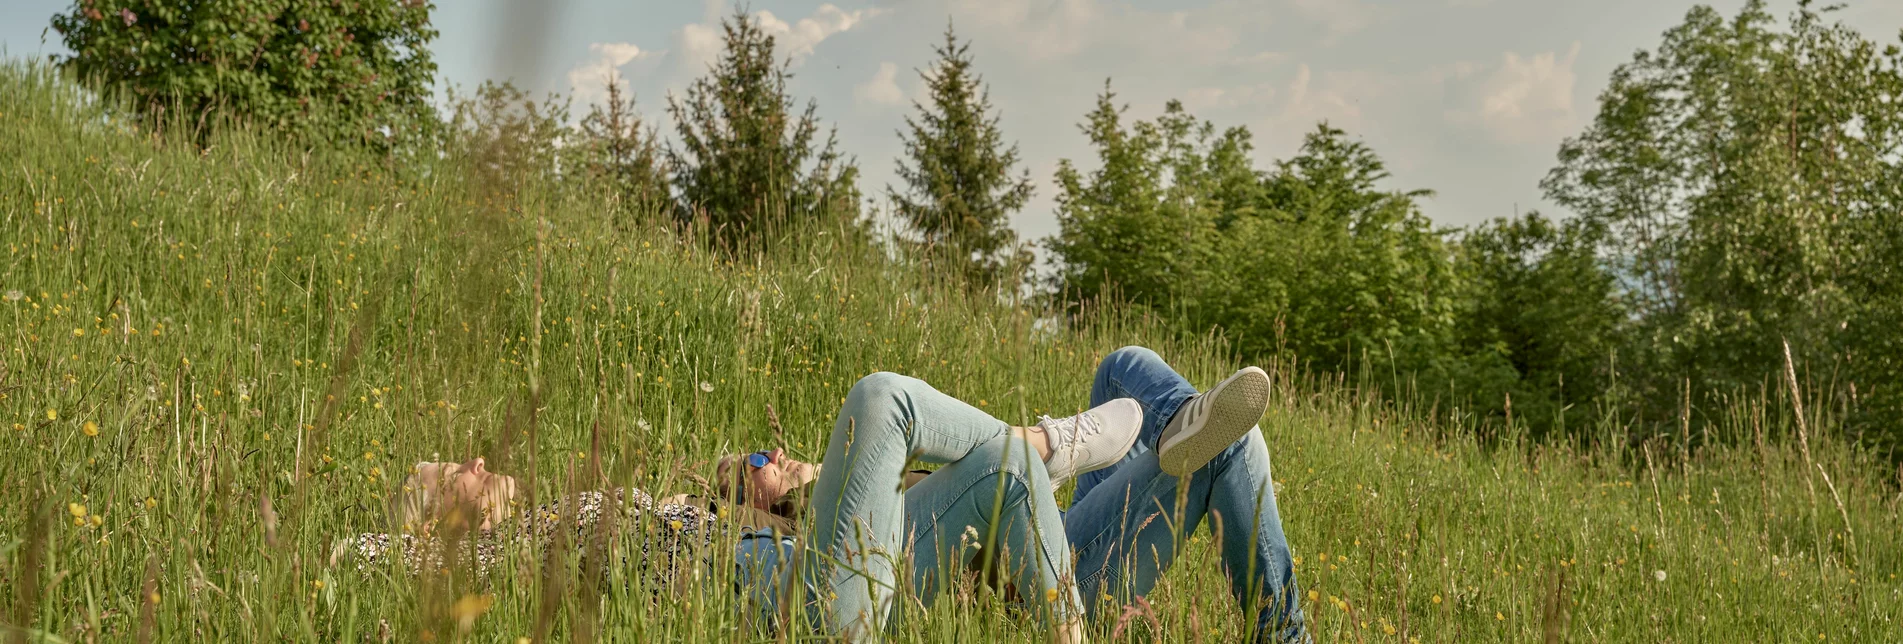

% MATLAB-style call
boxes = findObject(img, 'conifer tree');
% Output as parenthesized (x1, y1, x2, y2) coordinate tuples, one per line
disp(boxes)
(667, 5, 859, 246)
(577, 76, 666, 225)
(890, 23, 1034, 287)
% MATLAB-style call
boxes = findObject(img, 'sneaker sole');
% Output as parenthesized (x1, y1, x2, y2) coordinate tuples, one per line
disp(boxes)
(1158, 369, 1271, 477)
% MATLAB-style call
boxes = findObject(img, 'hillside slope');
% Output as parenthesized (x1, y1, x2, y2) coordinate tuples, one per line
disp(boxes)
(2, 63, 1898, 642)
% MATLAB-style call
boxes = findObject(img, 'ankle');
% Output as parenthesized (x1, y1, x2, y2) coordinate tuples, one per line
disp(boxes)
(1011, 425, 1054, 462)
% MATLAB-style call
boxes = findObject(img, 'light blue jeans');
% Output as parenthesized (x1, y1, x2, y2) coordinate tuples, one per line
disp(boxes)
(736, 372, 1081, 640)
(1067, 346, 1308, 643)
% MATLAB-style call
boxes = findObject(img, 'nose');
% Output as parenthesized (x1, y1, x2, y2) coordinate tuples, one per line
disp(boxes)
(768, 447, 785, 464)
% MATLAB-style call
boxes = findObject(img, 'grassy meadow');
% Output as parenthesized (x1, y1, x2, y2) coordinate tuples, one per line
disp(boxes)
(2, 62, 1900, 642)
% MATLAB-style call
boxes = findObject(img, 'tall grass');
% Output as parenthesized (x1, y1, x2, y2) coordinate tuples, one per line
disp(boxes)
(2, 61, 1899, 642)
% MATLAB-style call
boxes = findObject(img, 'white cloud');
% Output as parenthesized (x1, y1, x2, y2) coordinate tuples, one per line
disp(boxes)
(674, 22, 726, 75)
(756, 4, 878, 65)
(855, 62, 906, 107)
(1450, 41, 1582, 144)
(671, 3, 877, 74)
(567, 42, 652, 105)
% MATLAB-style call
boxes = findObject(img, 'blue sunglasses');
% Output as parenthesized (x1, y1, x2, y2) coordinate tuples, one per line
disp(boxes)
(745, 451, 771, 469)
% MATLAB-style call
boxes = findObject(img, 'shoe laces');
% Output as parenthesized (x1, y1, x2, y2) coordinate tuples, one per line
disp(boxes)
(1040, 409, 1105, 443)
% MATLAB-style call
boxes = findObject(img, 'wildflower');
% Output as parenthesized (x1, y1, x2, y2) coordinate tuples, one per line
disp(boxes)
(1654, 570, 1667, 582)
(451, 594, 494, 632)
(312, 579, 325, 590)
(72, 328, 83, 337)
(1431, 594, 1442, 605)
(145, 497, 157, 509)
(3, 290, 21, 301)
(1045, 588, 1059, 602)
(699, 381, 714, 393)
(83, 421, 99, 437)
(1495, 612, 1504, 621)
(69, 503, 86, 518)
(46, 409, 57, 420)
(88, 514, 103, 527)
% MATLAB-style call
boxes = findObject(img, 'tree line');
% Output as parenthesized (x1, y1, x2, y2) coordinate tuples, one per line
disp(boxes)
(47, 0, 1903, 456)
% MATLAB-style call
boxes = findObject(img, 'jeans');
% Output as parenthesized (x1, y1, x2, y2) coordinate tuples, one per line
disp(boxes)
(1067, 346, 1308, 643)
(738, 372, 1080, 641)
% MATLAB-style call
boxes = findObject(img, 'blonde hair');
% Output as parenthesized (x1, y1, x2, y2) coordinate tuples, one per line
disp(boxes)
(392, 460, 517, 534)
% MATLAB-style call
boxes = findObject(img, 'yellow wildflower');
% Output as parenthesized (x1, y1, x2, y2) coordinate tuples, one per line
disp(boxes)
(83, 421, 99, 437)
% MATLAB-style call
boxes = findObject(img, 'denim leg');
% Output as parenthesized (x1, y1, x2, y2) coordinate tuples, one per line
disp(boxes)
(1065, 348, 1308, 643)
(902, 436, 1081, 628)
(802, 372, 1013, 641)
(1074, 346, 1200, 502)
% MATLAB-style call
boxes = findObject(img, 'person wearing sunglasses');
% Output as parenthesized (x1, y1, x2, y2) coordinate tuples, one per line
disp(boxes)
(717, 347, 1308, 644)
(343, 347, 1304, 643)
(716, 370, 1148, 643)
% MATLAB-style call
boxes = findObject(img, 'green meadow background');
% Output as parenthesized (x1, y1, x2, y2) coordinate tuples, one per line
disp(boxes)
(2, 61, 1900, 642)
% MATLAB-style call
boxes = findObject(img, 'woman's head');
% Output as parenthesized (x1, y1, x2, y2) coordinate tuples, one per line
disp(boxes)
(714, 447, 817, 512)
(393, 457, 517, 533)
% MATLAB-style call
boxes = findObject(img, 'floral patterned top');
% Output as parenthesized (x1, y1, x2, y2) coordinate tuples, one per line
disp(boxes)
(338, 486, 737, 587)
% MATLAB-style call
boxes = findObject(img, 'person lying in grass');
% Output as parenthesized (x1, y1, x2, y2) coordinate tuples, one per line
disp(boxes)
(343, 374, 1143, 642)
(724, 347, 1309, 643)
(343, 346, 1308, 643)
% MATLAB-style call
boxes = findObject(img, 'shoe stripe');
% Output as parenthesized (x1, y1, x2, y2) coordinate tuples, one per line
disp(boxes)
(1160, 370, 1270, 477)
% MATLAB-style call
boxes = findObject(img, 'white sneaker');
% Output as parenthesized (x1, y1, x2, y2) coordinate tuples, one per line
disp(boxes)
(1039, 398, 1143, 486)
(1157, 367, 1271, 477)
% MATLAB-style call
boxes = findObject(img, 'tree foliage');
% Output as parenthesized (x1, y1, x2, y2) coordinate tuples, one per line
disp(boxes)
(1047, 86, 1244, 312)
(440, 81, 571, 188)
(1048, 98, 1457, 382)
(1451, 213, 1625, 437)
(575, 77, 667, 225)
(51, 0, 439, 151)
(666, 5, 859, 247)
(890, 24, 1035, 287)
(1544, 0, 1903, 448)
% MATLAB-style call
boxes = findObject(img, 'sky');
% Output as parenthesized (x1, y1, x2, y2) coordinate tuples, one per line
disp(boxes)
(5, 0, 1902, 242)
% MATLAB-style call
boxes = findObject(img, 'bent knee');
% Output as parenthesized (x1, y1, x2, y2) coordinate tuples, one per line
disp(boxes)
(847, 371, 910, 401)
(1100, 345, 1161, 372)
(971, 437, 1052, 488)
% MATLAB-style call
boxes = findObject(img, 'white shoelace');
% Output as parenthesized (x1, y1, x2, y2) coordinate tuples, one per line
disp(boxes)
(1039, 410, 1104, 457)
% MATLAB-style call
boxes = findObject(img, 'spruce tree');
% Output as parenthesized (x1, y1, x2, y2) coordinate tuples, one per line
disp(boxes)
(577, 76, 666, 226)
(890, 23, 1034, 287)
(667, 5, 859, 247)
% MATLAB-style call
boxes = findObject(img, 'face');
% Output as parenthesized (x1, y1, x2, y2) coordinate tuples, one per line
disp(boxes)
(445, 457, 515, 530)
(723, 447, 817, 510)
